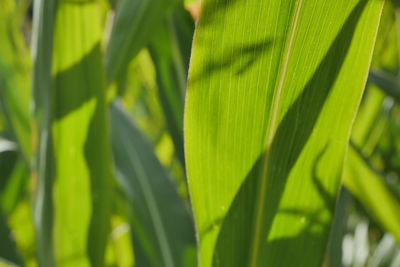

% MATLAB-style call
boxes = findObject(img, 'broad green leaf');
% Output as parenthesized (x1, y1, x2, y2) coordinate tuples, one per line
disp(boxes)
(105, 0, 178, 84)
(185, 1, 384, 266)
(109, 101, 196, 267)
(149, 4, 195, 165)
(344, 147, 400, 242)
(50, 0, 112, 265)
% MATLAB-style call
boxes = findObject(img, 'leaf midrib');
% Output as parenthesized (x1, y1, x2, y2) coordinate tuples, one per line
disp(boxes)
(248, 0, 305, 265)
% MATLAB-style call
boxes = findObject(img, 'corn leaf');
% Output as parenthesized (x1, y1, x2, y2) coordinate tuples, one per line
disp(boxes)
(343, 1, 400, 244)
(184, 0, 384, 266)
(106, 3, 197, 265)
(344, 147, 400, 242)
(109, 101, 196, 267)
(149, 4, 195, 165)
(50, 1, 112, 265)
(105, 0, 178, 84)
(351, 87, 387, 153)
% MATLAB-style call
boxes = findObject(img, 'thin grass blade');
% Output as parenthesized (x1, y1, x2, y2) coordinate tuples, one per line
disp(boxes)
(31, 0, 57, 264)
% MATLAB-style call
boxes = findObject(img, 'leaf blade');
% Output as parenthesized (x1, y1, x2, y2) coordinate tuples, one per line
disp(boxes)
(185, 0, 385, 266)
(109, 101, 196, 267)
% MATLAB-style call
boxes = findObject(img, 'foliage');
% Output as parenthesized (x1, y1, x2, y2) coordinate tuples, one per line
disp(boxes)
(1, 0, 400, 267)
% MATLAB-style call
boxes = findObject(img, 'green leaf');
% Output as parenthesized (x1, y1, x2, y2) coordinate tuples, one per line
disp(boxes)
(105, 0, 178, 84)
(109, 101, 196, 267)
(344, 146, 400, 243)
(343, 0, 400, 245)
(351, 86, 387, 154)
(326, 188, 351, 267)
(31, 0, 57, 264)
(50, 1, 112, 265)
(148, 4, 195, 165)
(184, 0, 384, 266)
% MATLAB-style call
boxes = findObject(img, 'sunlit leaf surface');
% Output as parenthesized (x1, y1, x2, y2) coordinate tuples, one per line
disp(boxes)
(50, 1, 112, 265)
(185, 0, 384, 266)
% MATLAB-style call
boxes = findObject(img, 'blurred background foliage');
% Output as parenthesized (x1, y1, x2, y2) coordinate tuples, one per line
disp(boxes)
(0, 0, 400, 266)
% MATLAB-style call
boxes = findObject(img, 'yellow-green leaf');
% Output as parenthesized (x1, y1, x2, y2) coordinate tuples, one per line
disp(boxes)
(51, 1, 112, 265)
(184, 0, 384, 266)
